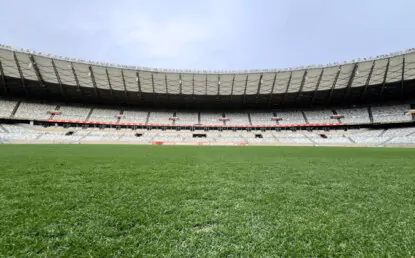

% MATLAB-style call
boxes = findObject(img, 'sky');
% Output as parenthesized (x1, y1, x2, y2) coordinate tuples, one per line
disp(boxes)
(1, 0, 415, 71)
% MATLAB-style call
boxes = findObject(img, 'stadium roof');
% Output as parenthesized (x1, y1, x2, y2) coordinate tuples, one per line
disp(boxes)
(1, 45, 415, 109)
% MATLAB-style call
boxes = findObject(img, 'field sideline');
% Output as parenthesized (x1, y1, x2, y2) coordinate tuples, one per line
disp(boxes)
(0, 145, 414, 256)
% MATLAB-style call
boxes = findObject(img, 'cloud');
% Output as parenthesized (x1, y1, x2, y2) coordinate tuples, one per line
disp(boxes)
(4, 0, 415, 71)
(125, 18, 214, 59)
(104, 0, 247, 67)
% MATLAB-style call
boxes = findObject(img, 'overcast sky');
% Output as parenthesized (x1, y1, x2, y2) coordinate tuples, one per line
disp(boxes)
(1, 0, 415, 70)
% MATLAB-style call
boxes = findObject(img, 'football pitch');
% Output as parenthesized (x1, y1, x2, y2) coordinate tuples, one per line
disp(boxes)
(0, 145, 414, 256)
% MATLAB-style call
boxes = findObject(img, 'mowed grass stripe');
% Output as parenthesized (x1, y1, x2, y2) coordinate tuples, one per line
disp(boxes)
(0, 145, 414, 256)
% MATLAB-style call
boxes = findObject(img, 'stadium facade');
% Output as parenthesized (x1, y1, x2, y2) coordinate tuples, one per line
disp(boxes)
(0, 44, 415, 146)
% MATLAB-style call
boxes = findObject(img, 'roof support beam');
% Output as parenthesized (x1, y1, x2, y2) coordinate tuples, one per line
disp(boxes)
(310, 69, 324, 106)
(105, 67, 115, 100)
(230, 75, 235, 103)
(30, 55, 51, 97)
(164, 74, 170, 102)
(380, 58, 391, 100)
(256, 73, 264, 97)
(242, 74, 249, 104)
(120, 70, 129, 101)
(135, 71, 143, 100)
(51, 59, 67, 99)
(164, 74, 169, 94)
(342, 63, 358, 104)
(361, 60, 376, 101)
(217, 75, 221, 96)
(29, 55, 46, 90)
(192, 74, 195, 96)
(401, 56, 405, 99)
(179, 74, 183, 95)
(296, 70, 308, 103)
(282, 71, 293, 105)
(267, 73, 278, 106)
(88, 65, 100, 99)
(151, 73, 156, 102)
(13, 52, 28, 95)
(205, 74, 208, 95)
(70, 62, 83, 94)
(326, 66, 342, 104)
(0, 60, 8, 94)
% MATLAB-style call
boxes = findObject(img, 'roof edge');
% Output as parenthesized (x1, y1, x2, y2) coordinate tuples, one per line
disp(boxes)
(1, 44, 414, 74)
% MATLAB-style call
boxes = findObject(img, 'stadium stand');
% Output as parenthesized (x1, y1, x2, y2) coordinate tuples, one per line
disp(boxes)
(200, 112, 225, 125)
(275, 134, 312, 144)
(121, 110, 148, 123)
(0, 99, 17, 118)
(388, 135, 415, 144)
(57, 105, 91, 121)
(225, 112, 250, 125)
(0, 123, 414, 146)
(1, 45, 415, 146)
(88, 108, 121, 122)
(174, 112, 199, 125)
(148, 111, 173, 125)
(14, 102, 57, 120)
(381, 127, 415, 137)
(0, 99, 413, 126)
(335, 108, 371, 124)
(304, 110, 336, 124)
(371, 104, 412, 123)
(250, 112, 275, 125)
(277, 111, 306, 124)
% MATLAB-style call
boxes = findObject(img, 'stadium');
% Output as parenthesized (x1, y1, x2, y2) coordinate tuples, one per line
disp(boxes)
(1, 1, 415, 256)
(1, 45, 415, 146)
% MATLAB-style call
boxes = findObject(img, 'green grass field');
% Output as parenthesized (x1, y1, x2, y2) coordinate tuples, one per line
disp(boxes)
(0, 145, 414, 257)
